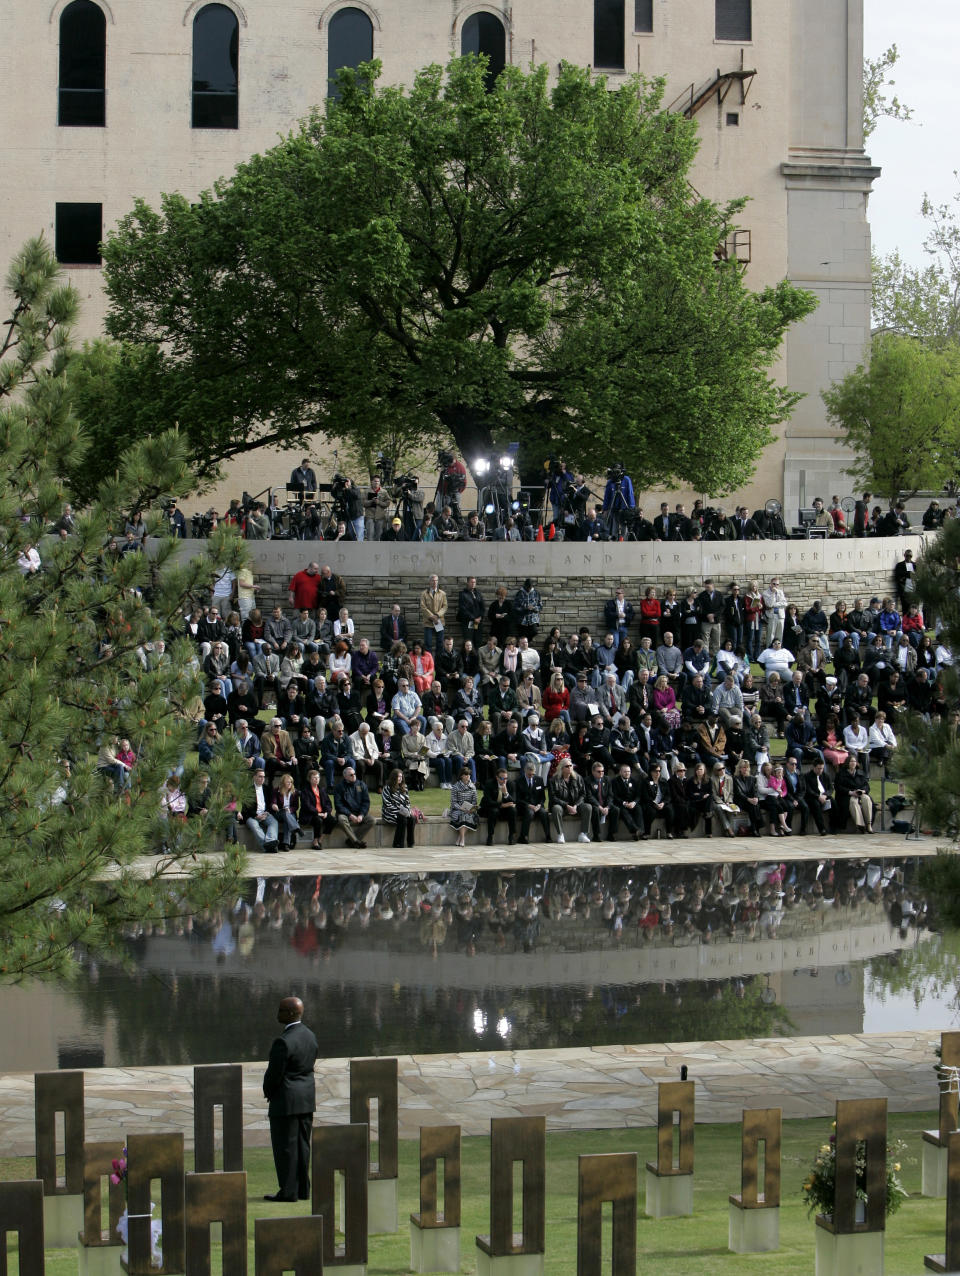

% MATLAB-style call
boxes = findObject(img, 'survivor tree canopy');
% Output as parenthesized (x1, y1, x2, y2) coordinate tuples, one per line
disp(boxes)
(102, 57, 816, 490)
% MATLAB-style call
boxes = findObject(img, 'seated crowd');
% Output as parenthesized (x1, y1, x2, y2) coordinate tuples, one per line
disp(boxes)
(171, 558, 953, 852)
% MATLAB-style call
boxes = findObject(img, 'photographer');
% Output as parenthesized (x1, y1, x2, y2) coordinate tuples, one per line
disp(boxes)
(546, 457, 574, 527)
(437, 450, 467, 514)
(601, 466, 635, 539)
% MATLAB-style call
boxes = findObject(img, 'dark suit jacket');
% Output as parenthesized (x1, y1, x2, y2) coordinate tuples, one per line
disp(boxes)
(262, 1020, 318, 1117)
(380, 613, 408, 650)
(803, 770, 834, 805)
(516, 774, 547, 808)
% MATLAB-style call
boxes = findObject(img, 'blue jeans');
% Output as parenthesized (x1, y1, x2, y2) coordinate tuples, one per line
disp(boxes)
(833, 629, 860, 652)
(423, 626, 443, 653)
(350, 516, 365, 541)
(245, 813, 278, 845)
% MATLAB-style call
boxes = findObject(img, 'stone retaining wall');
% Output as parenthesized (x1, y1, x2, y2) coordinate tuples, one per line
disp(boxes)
(181, 533, 932, 641)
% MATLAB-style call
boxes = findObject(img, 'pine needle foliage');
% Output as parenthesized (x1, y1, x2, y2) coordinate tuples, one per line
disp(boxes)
(0, 237, 247, 980)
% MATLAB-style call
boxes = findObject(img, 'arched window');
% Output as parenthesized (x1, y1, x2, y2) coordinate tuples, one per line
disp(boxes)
(327, 8, 374, 100)
(594, 0, 625, 68)
(461, 12, 506, 90)
(59, 0, 106, 127)
(192, 3, 239, 129)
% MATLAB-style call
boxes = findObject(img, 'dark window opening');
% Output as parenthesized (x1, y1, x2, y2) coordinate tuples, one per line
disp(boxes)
(327, 7, 374, 100)
(192, 3, 239, 129)
(716, 0, 751, 41)
(726, 111, 740, 126)
(594, 0, 625, 67)
(635, 0, 653, 33)
(59, 0, 106, 127)
(461, 13, 507, 90)
(55, 203, 102, 265)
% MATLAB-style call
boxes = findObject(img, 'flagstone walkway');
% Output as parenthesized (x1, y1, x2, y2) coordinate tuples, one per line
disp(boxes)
(0, 1032, 939, 1158)
(121, 829, 936, 879)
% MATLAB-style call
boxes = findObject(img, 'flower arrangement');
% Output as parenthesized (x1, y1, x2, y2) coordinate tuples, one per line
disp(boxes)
(802, 1124, 908, 1219)
(109, 1148, 128, 1186)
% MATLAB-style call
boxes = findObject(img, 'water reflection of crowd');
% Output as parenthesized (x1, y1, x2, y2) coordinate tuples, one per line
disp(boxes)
(131, 857, 931, 963)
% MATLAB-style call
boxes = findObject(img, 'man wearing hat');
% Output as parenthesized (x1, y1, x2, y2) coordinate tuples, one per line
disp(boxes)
(381, 515, 406, 542)
(893, 548, 917, 611)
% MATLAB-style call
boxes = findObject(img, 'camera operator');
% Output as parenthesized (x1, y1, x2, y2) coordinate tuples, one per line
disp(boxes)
(389, 472, 423, 539)
(364, 475, 391, 541)
(289, 458, 317, 494)
(437, 450, 467, 514)
(602, 465, 635, 539)
(245, 503, 271, 540)
(752, 503, 786, 539)
(545, 457, 574, 527)
(582, 505, 606, 542)
(702, 507, 737, 541)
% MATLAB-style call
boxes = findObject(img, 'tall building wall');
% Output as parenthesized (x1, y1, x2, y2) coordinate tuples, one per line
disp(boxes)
(0, 0, 877, 517)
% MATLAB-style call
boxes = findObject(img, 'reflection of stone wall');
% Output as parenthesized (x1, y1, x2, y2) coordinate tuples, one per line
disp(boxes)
(183, 533, 931, 641)
(132, 917, 925, 992)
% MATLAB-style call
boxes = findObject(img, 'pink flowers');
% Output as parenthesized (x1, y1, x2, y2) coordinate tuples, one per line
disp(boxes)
(109, 1149, 128, 1186)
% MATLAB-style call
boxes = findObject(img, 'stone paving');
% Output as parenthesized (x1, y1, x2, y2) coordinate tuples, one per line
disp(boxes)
(0, 1032, 940, 1157)
(122, 829, 936, 878)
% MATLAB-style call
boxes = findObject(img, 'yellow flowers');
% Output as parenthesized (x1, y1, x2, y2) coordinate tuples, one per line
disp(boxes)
(894, 1163, 901, 1172)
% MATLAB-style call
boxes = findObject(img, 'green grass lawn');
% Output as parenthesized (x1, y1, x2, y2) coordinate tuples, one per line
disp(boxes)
(2, 1111, 949, 1274)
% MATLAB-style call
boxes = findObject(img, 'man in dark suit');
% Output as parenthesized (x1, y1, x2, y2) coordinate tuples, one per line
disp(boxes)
(380, 604, 408, 651)
(653, 502, 673, 541)
(263, 996, 319, 1202)
(803, 760, 833, 835)
(516, 759, 550, 842)
(481, 767, 517, 845)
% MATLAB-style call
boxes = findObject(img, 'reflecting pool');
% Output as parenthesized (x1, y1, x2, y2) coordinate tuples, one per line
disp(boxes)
(0, 855, 947, 1071)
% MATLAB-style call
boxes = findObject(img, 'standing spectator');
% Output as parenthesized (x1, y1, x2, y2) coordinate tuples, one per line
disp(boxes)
(744, 581, 764, 663)
(697, 579, 723, 655)
(513, 579, 543, 642)
(852, 491, 872, 537)
(419, 574, 448, 653)
(363, 476, 391, 541)
(761, 578, 787, 645)
(289, 458, 317, 493)
(333, 765, 373, 847)
(487, 586, 512, 648)
(894, 548, 918, 611)
(288, 563, 324, 614)
(457, 576, 485, 644)
(723, 583, 744, 650)
(637, 586, 661, 647)
(605, 586, 636, 646)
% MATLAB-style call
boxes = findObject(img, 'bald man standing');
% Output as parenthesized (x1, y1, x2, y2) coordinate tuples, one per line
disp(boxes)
(262, 996, 319, 1202)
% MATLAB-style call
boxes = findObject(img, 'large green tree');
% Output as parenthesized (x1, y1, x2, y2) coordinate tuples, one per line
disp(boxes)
(822, 333, 960, 506)
(0, 238, 247, 979)
(100, 58, 815, 490)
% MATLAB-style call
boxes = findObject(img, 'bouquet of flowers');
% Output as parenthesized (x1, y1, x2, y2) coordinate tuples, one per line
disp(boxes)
(802, 1124, 908, 1219)
(111, 1144, 163, 1268)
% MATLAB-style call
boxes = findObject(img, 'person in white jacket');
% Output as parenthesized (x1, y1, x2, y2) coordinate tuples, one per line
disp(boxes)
(868, 711, 897, 770)
(761, 578, 787, 645)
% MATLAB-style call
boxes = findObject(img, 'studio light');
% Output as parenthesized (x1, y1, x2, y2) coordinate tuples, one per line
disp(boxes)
(474, 457, 491, 476)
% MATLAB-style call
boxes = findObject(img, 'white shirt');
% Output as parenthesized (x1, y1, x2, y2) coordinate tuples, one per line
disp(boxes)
(843, 724, 868, 752)
(762, 587, 787, 616)
(254, 784, 266, 815)
(868, 722, 897, 749)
